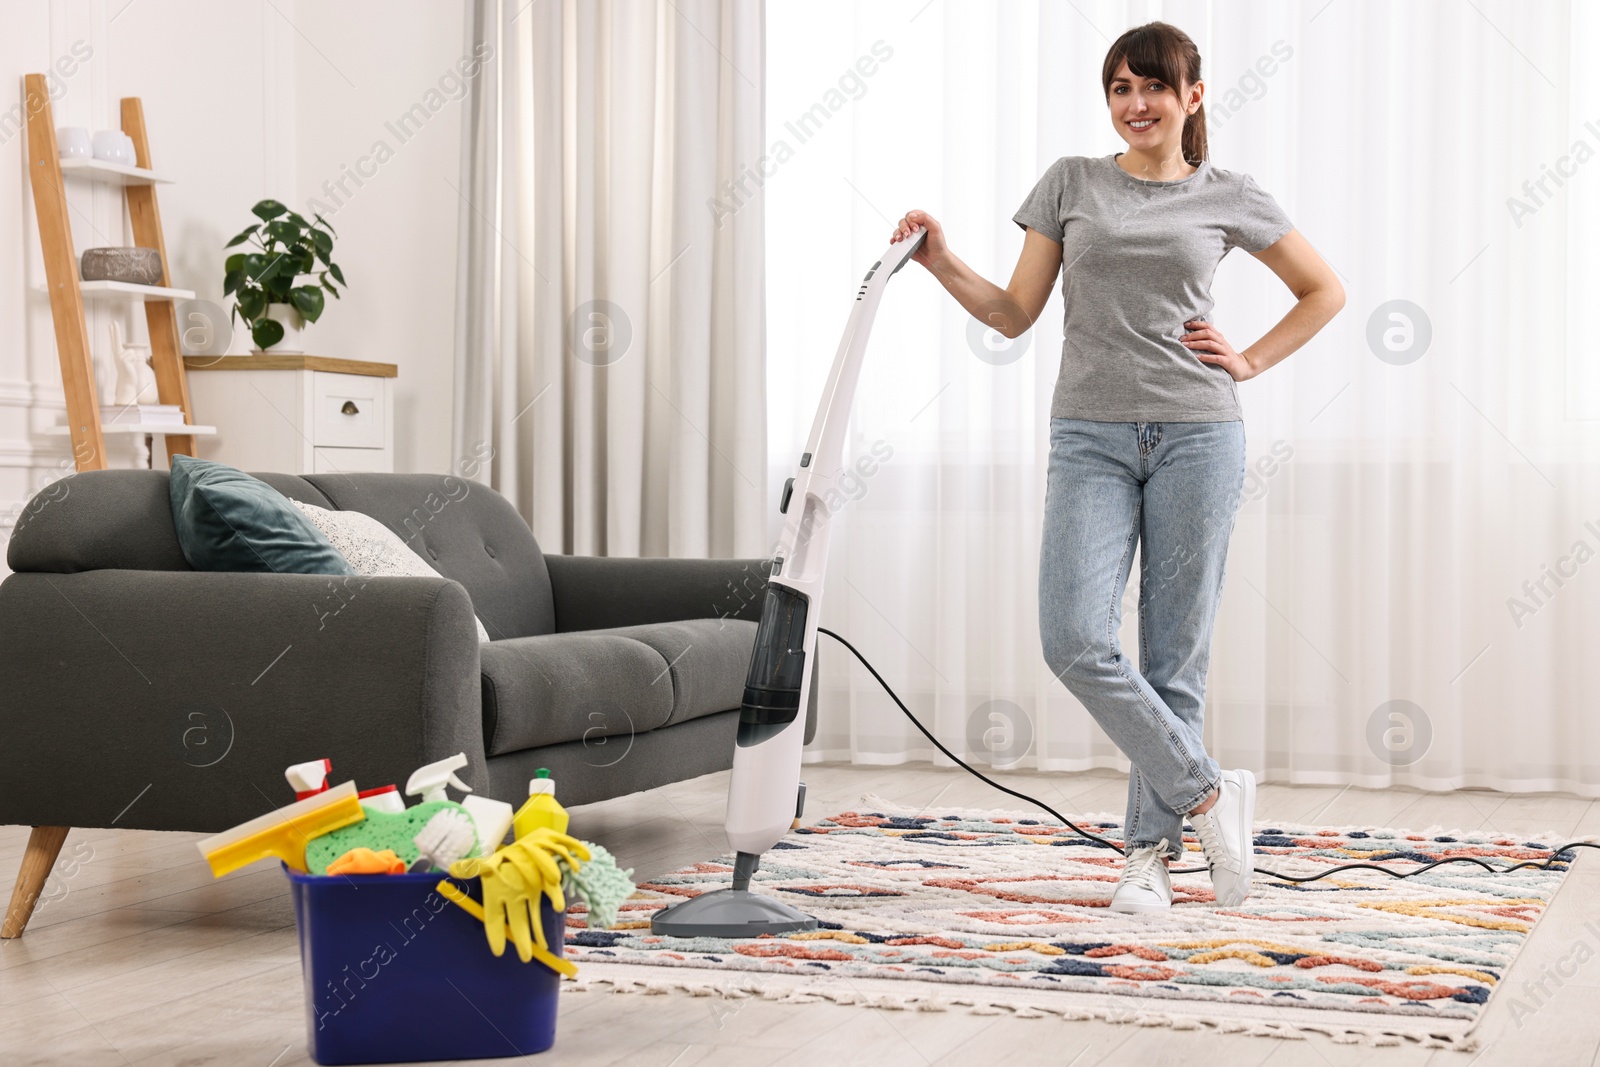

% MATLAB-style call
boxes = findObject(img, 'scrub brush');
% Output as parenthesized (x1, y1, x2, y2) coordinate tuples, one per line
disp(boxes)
(411, 807, 478, 872)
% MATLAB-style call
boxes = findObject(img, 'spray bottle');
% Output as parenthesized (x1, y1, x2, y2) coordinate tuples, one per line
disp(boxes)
(405, 752, 473, 805)
(513, 768, 569, 839)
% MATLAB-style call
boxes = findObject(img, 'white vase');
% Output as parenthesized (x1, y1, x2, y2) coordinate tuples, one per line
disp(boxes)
(254, 304, 306, 353)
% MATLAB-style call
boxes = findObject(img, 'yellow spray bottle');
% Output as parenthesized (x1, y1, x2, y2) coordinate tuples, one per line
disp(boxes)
(513, 767, 569, 840)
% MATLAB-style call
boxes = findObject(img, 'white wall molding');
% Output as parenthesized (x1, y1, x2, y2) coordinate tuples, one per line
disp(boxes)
(0, 438, 76, 467)
(0, 378, 66, 410)
(0, 441, 54, 463)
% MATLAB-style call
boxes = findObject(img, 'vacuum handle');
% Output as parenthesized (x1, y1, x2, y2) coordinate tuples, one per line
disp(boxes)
(880, 225, 928, 277)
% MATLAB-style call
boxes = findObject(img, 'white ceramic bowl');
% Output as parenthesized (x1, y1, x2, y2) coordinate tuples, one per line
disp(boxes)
(57, 127, 91, 159)
(91, 130, 135, 165)
(57, 127, 90, 159)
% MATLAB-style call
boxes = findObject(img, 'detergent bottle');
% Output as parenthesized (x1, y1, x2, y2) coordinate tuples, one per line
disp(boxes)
(513, 768, 569, 839)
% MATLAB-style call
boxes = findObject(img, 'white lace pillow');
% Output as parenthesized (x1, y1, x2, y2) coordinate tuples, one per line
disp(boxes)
(291, 499, 491, 643)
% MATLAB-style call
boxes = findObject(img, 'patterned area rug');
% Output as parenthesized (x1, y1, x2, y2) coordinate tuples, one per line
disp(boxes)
(563, 795, 1587, 1049)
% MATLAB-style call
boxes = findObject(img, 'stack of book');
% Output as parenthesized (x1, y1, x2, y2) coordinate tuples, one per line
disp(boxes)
(101, 403, 185, 426)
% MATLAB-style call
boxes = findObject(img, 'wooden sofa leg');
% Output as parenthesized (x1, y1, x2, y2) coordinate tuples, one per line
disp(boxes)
(1, 826, 71, 939)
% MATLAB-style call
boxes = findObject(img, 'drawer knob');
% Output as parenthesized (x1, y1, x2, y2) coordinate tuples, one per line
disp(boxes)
(340, 401, 359, 415)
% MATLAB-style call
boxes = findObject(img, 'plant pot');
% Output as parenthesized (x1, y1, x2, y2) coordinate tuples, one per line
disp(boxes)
(253, 304, 306, 354)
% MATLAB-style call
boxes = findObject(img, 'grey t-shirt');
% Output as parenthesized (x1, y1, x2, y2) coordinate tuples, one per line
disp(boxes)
(1012, 153, 1293, 422)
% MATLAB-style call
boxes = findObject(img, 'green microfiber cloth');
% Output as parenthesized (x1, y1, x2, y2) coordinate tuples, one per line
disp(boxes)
(561, 842, 636, 929)
(305, 800, 480, 875)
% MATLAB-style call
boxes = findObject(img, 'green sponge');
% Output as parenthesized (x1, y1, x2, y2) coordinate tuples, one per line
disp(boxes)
(305, 801, 479, 874)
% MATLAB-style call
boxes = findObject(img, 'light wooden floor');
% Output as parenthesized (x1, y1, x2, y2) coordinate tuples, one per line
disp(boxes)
(1, 763, 1597, 1067)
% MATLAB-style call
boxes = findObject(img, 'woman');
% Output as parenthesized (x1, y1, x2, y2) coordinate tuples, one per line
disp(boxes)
(889, 21, 1344, 912)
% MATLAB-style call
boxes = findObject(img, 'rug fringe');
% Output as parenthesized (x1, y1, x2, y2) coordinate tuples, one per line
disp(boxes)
(564, 971, 1480, 1051)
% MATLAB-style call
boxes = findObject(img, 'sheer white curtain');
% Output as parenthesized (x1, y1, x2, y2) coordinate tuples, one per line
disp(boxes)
(455, 0, 768, 559)
(773, 0, 1600, 796)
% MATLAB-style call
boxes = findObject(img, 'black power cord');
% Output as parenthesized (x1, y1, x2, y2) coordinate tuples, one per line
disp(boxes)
(817, 627, 1595, 883)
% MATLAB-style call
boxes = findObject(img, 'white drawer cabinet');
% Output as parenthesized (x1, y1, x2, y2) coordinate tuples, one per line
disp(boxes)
(311, 372, 386, 450)
(184, 356, 396, 474)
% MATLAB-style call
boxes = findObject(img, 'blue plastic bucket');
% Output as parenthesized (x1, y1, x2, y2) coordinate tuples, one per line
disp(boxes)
(285, 866, 563, 1065)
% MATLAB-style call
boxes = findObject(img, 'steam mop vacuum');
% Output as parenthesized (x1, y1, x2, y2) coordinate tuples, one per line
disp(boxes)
(651, 226, 929, 937)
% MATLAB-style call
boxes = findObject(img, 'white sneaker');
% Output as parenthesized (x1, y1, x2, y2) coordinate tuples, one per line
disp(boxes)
(1109, 837, 1173, 914)
(1188, 768, 1257, 907)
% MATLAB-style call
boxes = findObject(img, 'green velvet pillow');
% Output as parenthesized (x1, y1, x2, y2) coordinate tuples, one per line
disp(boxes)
(168, 455, 354, 574)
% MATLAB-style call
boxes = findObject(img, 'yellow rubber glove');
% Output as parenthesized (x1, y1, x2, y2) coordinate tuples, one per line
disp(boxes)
(435, 879, 577, 978)
(445, 827, 591, 968)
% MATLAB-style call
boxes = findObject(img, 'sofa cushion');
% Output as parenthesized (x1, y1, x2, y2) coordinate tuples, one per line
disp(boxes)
(479, 617, 757, 756)
(168, 456, 353, 575)
(6, 469, 333, 574)
(291, 499, 491, 642)
(304, 473, 555, 640)
(480, 634, 676, 756)
(581, 618, 759, 727)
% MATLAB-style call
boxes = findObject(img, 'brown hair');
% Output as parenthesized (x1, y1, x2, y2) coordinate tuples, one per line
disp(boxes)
(1100, 21, 1207, 165)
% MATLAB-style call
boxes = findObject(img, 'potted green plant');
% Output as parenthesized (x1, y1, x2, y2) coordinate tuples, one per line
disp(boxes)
(224, 199, 345, 353)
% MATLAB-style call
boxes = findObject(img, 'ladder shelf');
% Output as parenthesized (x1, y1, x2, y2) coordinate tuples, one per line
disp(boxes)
(24, 73, 199, 471)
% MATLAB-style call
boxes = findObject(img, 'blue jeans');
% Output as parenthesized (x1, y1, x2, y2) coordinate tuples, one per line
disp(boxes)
(1039, 417, 1245, 861)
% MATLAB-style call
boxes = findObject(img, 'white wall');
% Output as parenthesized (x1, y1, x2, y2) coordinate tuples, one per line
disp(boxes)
(290, 2, 470, 476)
(0, 0, 467, 536)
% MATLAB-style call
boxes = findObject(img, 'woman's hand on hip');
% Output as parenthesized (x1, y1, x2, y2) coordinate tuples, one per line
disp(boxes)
(890, 210, 947, 271)
(1183, 319, 1256, 381)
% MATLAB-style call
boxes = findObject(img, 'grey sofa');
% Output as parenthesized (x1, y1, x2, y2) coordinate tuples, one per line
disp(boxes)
(0, 468, 807, 937)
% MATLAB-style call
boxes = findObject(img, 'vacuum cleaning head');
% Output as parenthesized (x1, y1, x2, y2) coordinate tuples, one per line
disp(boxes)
(649, 851, 817, 937)
(650, 888, 817, 938)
